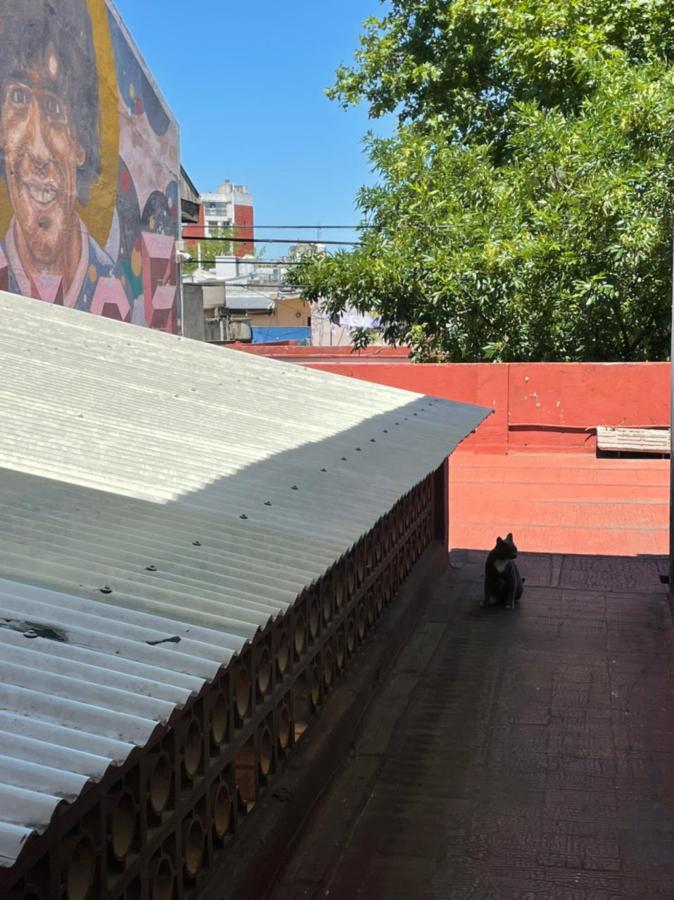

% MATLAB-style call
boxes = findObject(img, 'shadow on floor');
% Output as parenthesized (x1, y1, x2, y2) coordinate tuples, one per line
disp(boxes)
(270, 551, 674, 900)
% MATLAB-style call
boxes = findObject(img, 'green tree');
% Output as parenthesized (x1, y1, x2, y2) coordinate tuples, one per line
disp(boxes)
(183, 227, 236, 275)
(289, 0, 674, 361)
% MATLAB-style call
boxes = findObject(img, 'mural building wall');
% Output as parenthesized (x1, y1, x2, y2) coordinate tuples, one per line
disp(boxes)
(0, 0, 180, 332)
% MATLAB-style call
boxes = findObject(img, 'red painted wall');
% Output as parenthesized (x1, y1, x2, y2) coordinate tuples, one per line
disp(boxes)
(233, 345, 411, 363)
(304, 362, 671, 453)
(234, 204, 254, 258)
(183, 202, 253, 257)
(182, 203, 206, 241)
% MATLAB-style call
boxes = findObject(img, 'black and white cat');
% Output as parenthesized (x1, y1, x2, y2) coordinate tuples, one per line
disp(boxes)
(482, 533, 524, 610)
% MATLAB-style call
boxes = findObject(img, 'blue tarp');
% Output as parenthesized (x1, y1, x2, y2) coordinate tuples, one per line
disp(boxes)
(252, 327, 311, 345)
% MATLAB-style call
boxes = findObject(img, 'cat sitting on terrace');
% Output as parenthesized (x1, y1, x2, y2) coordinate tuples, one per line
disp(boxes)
(482, 533, 524, 610)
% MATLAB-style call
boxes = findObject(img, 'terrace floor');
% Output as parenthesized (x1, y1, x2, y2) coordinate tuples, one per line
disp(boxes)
(450, 451, 670, 557)
(269, 549, 674, 900)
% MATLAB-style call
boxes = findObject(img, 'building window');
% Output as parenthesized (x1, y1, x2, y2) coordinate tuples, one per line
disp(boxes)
(205, 201, 229, 217)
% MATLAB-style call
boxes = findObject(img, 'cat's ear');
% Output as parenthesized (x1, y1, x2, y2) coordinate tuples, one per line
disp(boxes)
(496, 536, 503, 545)
(505, 532, 513, 542)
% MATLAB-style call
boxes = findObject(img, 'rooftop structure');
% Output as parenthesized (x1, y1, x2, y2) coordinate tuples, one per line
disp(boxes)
(227, 343, 673, 900)
(0, 289, 488, 898)
(249, 354, 669, 557)
(182, 260, 312, 345)
(180, 168, 201, 225)
(184, 182, 255, 258)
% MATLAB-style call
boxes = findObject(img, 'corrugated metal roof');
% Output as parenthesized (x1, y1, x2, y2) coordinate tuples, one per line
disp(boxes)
(225, 288, 275, 311)
(0, 290, 490, 867)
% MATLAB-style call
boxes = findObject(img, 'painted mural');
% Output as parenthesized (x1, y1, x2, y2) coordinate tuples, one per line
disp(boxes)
(0, 0, 180, 332)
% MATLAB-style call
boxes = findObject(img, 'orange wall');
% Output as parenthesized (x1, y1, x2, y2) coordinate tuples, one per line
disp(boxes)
(250, 297, 311, 328)
(305, 362, 671, 453)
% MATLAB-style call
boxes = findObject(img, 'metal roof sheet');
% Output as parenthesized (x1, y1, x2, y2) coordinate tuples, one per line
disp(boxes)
(0, 291, 490, 867)
(225, 288, 275, 311)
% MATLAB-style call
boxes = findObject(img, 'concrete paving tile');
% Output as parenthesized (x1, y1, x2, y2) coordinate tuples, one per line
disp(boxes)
(560, 556, 662, 593)
(489, 866, 624, 892)
(517, 554, 555, 587)
(623, 870, 674, 898)
(477, 866, 625, 900)
(268, 885, 317, 900)
(329, 852, 436, 900)
(545, 788, 618, 820)
(269, 554, 672, 900)
(546, 760, 616, 794)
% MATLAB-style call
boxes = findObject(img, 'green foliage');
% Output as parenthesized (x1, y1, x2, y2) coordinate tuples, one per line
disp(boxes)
(331, 0, 674, 141)
(289, 0, 674, 361)
(183, 227, 235, 275)
(350, 325, 377, 350)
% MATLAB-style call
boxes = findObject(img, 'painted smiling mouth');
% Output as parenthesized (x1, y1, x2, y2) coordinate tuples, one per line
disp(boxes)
(24, 182, 59, 205)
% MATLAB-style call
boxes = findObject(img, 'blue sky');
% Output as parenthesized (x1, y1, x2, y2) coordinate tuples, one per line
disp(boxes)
(113, 0, 393, 249)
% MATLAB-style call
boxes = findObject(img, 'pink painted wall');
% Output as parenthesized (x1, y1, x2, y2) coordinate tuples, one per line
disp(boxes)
(305, 362, 671, 453)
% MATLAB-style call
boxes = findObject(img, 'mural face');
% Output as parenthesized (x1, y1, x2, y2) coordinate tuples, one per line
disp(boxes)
(0, 0, 180, 331)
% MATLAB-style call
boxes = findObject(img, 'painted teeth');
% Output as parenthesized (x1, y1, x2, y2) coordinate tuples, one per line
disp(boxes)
(27, 185, 57, 204)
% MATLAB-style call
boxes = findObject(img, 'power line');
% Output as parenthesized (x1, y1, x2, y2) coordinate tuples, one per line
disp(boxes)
(185, 222, 456, 231)
(215, 224, 374, 230)
(183, 259, 303, 267)
(182, 279, 304, 293)
(184, 273, 291, 284)
(186, 223, 372, 230)
(184, 235, 362, 246)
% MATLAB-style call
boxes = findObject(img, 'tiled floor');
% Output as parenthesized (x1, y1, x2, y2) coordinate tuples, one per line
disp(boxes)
(269, 551, 674, 900)
(450, 452, 670, 556)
